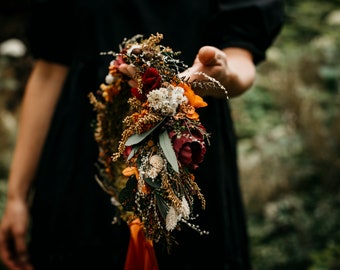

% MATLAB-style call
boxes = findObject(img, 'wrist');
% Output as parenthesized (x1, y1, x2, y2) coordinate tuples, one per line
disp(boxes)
(222, 48, 256, 98)
(7, 181, 32, 203)
(224, 67, 253, 98)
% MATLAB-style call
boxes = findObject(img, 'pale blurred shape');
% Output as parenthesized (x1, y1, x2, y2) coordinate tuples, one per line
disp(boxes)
(0, 38, 26, 57)
(326, 9, 340, 25)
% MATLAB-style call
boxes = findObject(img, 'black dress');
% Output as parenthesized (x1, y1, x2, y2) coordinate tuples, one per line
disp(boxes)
(26, 0, 284, 269)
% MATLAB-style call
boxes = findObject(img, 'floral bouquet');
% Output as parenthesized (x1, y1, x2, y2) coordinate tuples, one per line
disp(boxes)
(89, 33, 227, 247)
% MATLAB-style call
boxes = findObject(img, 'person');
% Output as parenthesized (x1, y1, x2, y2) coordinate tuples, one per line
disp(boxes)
(0, 0, 284, 269)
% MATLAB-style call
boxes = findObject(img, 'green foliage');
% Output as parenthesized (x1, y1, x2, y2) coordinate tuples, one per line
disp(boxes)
(0, 181, 7, 269)
(231, 0, 340, 269)
(309, 243, 340, 270)
(0, 181, 6, 213)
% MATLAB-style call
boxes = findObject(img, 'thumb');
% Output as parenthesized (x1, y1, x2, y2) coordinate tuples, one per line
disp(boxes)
(197, 46, 219, 66)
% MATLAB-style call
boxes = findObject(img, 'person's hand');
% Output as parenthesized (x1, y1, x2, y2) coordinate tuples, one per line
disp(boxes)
(118, 46, 255, 99)
(182, 46, 256, 98)
(0, 198, 33, 270)
(0, 60, 68, 270)
(180, 46, 230, 98)
(118, 63, 139, 88)
(117, 47, 229, 98)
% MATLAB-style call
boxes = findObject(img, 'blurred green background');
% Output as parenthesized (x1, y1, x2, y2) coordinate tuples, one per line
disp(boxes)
(1, 0, 340, 269)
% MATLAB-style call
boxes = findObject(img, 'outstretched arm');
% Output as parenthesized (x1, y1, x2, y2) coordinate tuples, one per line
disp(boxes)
(0, 60, 68, 270)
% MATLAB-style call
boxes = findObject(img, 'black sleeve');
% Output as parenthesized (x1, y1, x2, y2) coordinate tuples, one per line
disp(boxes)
(209, 0, 285, 64)
(25, 0, 76, 65)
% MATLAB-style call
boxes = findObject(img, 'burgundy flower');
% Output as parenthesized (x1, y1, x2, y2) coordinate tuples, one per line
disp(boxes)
(131, 67, 162, 100)
(130, 87, 145, 100)
(142, 67, 161, 91)
(123, 145, 133, 160)
(169, 128, 207, 170)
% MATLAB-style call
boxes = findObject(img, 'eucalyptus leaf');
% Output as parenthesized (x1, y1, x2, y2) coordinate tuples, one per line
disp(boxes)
(126, 145, 138, 161)
(125, 128, 154, 146)
(125, 119, 165, 146)
(159, 130, 179, 173)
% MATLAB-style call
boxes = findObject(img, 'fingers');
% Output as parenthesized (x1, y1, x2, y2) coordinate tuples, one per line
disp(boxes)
(118, 63, 138, 88)
(12, 230, 34, 270)
(15, 233, 30, 264)
(118, 63, 136, 77)
(0, 229, 19, 270)
(0, 226, 33, 270)
(18, 254, 34, 270)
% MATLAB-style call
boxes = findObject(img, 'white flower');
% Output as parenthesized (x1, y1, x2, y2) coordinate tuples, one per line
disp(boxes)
(147, 167, 159, 179)
(105, 74, 115, 84)
(149, 155, 164, 170)
(165, 197, 191, 231)
(147, 85, 187, 116)
(179, 197, 190, 219)
(147, 88, 168, 109)
(171, 86, 187, 105)
(144, 155, 164, 178)
(166, 206, 179, 231)
(110, 196, 120, 206)
(0, 38, 26, 57)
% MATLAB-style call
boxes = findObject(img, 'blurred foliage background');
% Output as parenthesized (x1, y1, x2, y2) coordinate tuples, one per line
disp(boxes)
(1, 0, 340, 269)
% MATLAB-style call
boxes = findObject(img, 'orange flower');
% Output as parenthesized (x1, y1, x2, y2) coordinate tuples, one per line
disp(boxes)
(183, 104, 199, 120)
(122, 166, 149, 194)
(122, 166, 139, 179)
(177, 83, 207, 108)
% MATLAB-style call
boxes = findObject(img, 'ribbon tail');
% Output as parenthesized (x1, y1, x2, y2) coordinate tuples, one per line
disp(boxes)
(124, 218, 159, 270)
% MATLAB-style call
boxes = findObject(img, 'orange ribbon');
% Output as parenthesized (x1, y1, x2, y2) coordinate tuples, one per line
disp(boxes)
(124, 218, 159, 270)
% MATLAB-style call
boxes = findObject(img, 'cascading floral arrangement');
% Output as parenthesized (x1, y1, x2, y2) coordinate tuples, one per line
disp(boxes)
(89, 33, 227, 247)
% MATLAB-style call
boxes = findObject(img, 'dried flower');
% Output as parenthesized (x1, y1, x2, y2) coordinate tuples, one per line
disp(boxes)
(169, 122, 207, 170)
(89, 33, 226, 247)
